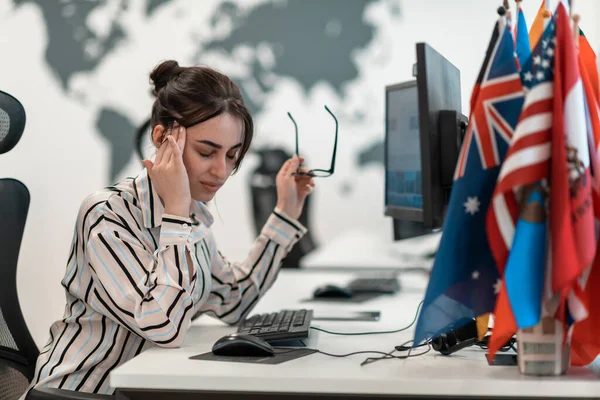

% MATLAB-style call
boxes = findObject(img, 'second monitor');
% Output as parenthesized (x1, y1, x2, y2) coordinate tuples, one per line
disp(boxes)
(385, 42, 467, 238)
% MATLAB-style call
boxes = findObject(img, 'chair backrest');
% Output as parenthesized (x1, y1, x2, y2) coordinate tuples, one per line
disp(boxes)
(0, 90, 38, 400)
(0, 358, 30, 400)
(0, 179, 37, 371)
(0, 90, 25, 155)
(249, 148, 316, 268)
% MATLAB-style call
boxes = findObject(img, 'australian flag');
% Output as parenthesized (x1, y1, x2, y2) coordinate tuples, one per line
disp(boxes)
(413, 17, 524, 344)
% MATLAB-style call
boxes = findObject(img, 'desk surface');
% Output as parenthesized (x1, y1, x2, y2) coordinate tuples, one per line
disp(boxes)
(111, 270, 600, 398)
(300, 229, 439, 271)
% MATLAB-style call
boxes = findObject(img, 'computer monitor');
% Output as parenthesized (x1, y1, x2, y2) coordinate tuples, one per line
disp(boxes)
(385, 42, 467, 239)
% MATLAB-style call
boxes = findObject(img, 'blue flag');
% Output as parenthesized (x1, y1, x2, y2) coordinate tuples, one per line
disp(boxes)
(516, 6, 532, 68)
(413, 18, 524, 344)
(504, 17, 557, 329)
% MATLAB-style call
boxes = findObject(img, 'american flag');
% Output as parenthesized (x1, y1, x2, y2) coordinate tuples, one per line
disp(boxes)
(485, 13, 556, 360)
(486, 17, 556, 275)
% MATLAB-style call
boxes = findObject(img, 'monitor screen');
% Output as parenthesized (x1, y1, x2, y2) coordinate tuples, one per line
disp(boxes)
(385, 82, 422, 212)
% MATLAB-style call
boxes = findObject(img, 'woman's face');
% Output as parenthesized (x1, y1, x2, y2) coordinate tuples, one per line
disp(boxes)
(153, 113, 244, 202)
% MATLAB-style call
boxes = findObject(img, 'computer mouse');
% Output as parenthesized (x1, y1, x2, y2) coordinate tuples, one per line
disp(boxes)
(212, 332, 275, 357)
(313, 284, 354, 298)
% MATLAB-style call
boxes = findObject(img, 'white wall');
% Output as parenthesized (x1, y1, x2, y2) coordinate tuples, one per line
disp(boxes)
(0, 0, 597, 348)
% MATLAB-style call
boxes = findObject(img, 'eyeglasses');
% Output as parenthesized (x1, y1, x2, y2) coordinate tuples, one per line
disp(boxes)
(287, 105, 338, 178)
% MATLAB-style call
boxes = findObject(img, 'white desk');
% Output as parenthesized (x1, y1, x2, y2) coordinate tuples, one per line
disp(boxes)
(110, 270, 600, 399)
(300, 229, 440, 272)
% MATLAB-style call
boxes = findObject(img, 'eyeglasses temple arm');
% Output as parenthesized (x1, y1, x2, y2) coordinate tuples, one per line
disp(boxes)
(324, 105, 338, 174)
(287, 112, 299, 157)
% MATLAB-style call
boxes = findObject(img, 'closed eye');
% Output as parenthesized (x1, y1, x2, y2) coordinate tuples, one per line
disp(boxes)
(199, 151, 237, 160)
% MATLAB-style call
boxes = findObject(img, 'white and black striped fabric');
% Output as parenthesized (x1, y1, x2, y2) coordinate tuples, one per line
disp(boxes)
(25, 168, 306, 395)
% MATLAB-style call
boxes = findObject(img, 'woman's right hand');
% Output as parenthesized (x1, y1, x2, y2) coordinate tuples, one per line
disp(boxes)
(142, 126, 192, 218)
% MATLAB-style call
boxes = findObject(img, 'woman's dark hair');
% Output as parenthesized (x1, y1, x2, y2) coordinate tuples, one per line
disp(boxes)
(137, 60, 253, 173)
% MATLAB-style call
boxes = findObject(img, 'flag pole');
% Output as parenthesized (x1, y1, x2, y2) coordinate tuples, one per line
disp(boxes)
(570, 0, 574, 18)
(498, 5, 508, 32)
(503, 0, 512, 27)
(544, 0, 552, 21)
(515, 0, 522, 31)
(573, 14, 580, 48)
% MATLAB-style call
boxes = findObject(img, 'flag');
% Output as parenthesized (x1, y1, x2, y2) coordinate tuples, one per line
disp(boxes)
(579, 38, 600, 216)
(578, 30, 599, 104)
(550, 2, 594, 331)
(529, 0, 551, 51)
(486, 15, 556, 359)
(413, 17, 524, 345)
(515, 5, 531, 68)
(571, 253, 600, 366)
(570, 23, 600, 367)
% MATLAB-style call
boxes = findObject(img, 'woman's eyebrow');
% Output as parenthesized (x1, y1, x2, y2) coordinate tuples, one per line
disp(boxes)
(197, 140, 242, 151)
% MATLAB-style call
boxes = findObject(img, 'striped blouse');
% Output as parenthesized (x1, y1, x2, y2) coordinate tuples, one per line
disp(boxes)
(25, 168, 306, 395)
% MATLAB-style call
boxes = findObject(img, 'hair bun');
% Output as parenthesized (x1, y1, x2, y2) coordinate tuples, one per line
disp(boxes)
(150, 60, 183, 95)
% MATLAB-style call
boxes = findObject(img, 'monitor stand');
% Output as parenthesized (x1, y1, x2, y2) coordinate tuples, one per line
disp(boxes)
(393, 219, 432, 241)
(392, 219, 439, 259)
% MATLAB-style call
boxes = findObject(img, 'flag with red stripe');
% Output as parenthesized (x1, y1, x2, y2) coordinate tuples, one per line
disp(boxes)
(550, 2, 594, 332)
(486, 11, 556, 360)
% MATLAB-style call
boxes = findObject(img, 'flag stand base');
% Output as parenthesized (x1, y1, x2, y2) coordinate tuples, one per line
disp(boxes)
(517, 317, 570, 375)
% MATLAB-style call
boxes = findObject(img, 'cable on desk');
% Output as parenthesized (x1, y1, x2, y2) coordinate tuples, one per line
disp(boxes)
(308, 338, 431, 366)
(314, 349, 398, 359)
(395, 341, 430, 351)
(360, 338, 432, 366)
(305, 302, 431, 366)
(475, 334, 517, 353)
(309, 301, 424, 336)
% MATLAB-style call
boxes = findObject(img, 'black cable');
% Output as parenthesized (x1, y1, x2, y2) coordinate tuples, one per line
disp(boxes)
(315, 349, 397, 359)
(475, 335, 517, 352)
(310, 339, 431, 367)
(360, 338, 432, 366)
(309, 301, 424, 336)
(395, 341, 430, 351)
(304, 302, 431, 366)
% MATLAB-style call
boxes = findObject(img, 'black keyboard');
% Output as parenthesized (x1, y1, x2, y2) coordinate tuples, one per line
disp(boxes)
(347, 277, 400, 294)
(237, 309, 313, 342)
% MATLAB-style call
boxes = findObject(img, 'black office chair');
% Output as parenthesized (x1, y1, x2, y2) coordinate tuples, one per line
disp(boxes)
(0, 89, 37, 400)
(0, 90, 112, 400)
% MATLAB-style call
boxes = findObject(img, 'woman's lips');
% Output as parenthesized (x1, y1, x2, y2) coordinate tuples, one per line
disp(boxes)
(200, 182, 222, 192)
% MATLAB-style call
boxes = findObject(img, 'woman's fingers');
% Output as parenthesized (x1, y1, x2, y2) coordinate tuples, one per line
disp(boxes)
(294, 166, 311, 177)
(155, 138, 167, 165)
(171, 126, 179, 142)
(177, 126, 186, 152)
(155, 127, 173, 164)
(142, 159, 154, 173)
(300, 183, 314, 196)
(166, 136, 178, 164)
(158, 136, 173, 166)
(277, 159, 293, 179)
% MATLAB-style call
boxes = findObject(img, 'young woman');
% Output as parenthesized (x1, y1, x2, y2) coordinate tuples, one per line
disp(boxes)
(26, 60, 314, 395)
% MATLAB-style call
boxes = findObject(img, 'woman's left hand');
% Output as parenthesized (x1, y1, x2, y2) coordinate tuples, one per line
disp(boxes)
(275, 155, 315, 220)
